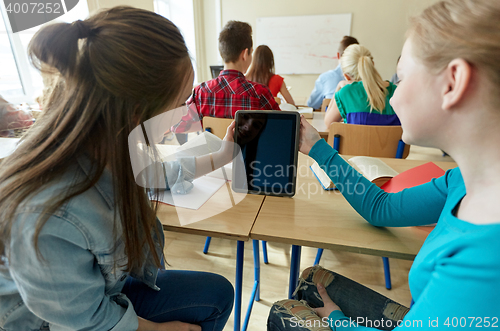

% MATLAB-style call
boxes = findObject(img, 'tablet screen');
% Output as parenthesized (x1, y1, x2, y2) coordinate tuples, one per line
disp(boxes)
(232, 110, 299, 197)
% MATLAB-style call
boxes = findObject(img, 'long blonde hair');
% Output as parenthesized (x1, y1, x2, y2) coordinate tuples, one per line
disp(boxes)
(340, 44, 387, 112)
(0, 7, 191, 270)
(408, 0, 500, 107)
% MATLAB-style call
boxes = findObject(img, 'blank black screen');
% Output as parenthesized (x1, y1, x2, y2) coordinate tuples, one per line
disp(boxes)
(233, 111, 298, 196)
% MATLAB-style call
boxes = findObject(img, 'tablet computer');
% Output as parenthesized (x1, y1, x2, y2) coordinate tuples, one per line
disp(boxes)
(232, 110, 300, 197)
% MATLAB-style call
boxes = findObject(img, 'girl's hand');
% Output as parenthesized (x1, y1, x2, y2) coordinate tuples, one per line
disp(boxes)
(223, 121, 236, 142)
(313, 283, 342, 319)
(299, 116, 321, 155)
(218, 121, 236, 166)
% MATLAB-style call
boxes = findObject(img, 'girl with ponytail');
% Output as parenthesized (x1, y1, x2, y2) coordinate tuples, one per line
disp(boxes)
(0, 6, 234, 331)
(324, 45, 400, 128)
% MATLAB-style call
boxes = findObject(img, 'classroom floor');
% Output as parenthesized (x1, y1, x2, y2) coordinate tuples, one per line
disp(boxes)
(162, 145, 455, 330)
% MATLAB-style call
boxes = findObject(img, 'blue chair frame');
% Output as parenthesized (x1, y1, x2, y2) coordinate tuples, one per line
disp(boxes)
(204, 237, 269, 264)
(203, 238, 266, 331)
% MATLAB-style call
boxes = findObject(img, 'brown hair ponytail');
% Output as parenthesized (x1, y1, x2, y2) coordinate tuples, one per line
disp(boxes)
(29, 20, 91, 78)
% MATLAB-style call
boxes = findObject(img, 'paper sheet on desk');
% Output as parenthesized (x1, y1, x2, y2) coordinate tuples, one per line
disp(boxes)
(149, 132, 247, 225)
(153, 176, 226, 210)
(206, 163, 232, 181)
(0, 138, 20, 159)
(279, 104, 314, 118)
(154, 175, 246, 226)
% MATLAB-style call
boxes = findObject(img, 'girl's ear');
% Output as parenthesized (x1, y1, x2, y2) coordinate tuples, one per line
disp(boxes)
(441, 59, 472, 111)
(343, 73, 352, 82)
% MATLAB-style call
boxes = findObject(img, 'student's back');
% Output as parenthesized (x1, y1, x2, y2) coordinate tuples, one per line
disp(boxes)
(324, 44, 400, 128)
(307, 36, 359, 110)
(335, 81, 399, 125)
(192, 69, 278, 118)
(246, 45, 295, 105)
(0, 95, 33, 137)
(175, 21, 279, 132)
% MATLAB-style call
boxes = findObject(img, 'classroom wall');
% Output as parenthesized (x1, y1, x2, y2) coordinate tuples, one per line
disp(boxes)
(216, 0, 440, 104)
(85, 0, 217, 82)
(86, 0, 441, 103)
(201, 0, 222, 81)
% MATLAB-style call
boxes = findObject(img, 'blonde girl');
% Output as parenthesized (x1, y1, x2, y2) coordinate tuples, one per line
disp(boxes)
(324, 45, 400, 128)
(269, 0, 500, 329)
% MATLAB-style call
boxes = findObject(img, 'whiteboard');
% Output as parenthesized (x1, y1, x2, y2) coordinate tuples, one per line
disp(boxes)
(256, 14, 352, 75)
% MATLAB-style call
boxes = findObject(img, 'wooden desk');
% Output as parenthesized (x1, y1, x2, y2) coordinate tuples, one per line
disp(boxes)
(306, 112, 328, 140)
(156, 189, 265, 331)
(250, 153, 457, 296)
(157, 190, 264, 241)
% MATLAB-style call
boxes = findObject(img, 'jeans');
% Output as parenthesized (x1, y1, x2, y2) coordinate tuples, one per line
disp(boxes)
(268, 266, 409, 331)
(122, 269, 234, 331)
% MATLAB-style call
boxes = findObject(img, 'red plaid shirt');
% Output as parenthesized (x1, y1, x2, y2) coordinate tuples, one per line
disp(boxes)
(173, 70, 280, 132)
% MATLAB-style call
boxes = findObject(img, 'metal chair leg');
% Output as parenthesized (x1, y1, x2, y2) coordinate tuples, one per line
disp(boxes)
(242, 240, 261, 330)
(288, 245, 302, 299)
(234, 241, 244, 331)
(314, 248, 324, 265)
(203, 237, 211, 254)
(382, 257, 392, 290)
(262, 240, 269, 264)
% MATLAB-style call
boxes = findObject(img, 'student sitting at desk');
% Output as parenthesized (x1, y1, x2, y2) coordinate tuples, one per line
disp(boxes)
(324, 44, 400, 128)
(173, 21, 280, 133)
(269, 0, 500, 329)
(0, 7, 235, 331)
(0, 94, 33, 137)
(307, 36, 359, 110)
(246, 45, 296, 106)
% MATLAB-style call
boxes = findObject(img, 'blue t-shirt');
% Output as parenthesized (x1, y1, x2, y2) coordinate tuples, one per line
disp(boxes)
(309, 139, 500, 330)
(307, 64, 345, 110)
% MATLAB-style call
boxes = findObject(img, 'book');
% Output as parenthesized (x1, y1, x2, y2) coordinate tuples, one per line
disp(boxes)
(310, 156, 399, 190)
(0, 138, 20, 160)
(380, 162, 446, 227)
(311, 156, 447, 194)
(310, 162, 336, 190)
(380, 162, 445, 193)
(279, 103, 314, 118)
(348, 156, 399, 187)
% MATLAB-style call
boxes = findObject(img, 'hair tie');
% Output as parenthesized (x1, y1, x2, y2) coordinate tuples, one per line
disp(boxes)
(72, 20, 92, 39)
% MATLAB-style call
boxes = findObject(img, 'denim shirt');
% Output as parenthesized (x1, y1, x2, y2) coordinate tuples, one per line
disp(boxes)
(306, 64, 345, 110)
(0, 155, 195, 331)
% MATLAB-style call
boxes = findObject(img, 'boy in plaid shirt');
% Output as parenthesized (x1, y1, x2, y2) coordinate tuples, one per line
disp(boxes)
(174, 21, 280, 133)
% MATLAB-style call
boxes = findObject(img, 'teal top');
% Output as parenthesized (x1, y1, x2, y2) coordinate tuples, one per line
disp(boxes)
(309, 139, 500, 330)
(334, 81, 400, 126)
